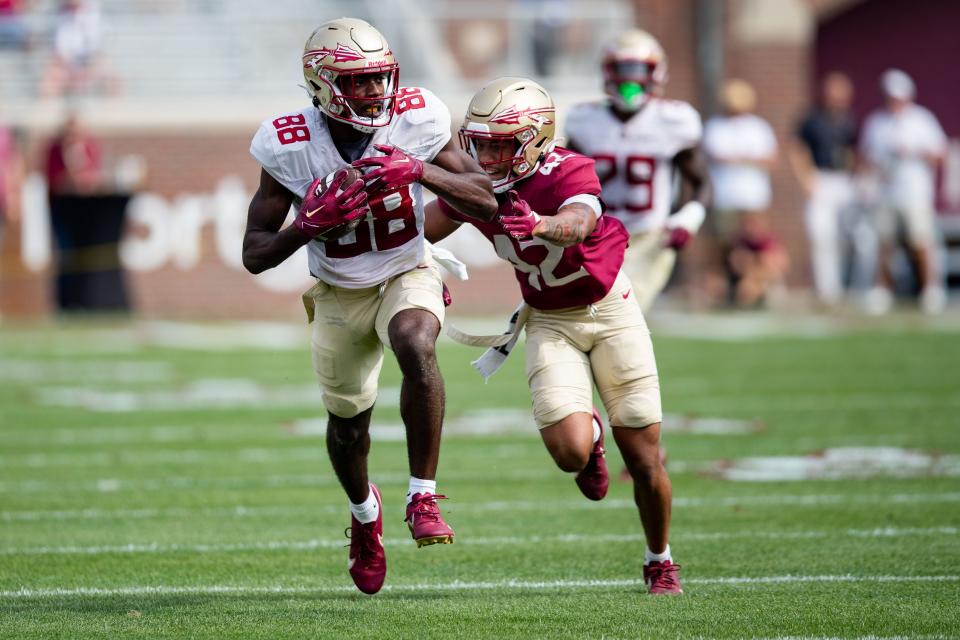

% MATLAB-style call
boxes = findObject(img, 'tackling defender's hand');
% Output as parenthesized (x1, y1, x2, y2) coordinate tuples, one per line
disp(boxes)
(293, 170, 369, 240)
(498, 190, 541, 240)
(353, 143, 424, 191)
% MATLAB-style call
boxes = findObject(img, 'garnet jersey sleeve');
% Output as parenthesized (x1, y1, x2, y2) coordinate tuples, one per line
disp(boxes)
(537, 148, 604, 204)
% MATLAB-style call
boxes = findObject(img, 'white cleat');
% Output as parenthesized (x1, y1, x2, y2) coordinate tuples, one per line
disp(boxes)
(920, 286, 947, 315)
(863, 286, 893, 316)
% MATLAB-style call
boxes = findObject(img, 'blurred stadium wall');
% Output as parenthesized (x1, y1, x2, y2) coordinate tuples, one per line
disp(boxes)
(1, 0, 958, 318)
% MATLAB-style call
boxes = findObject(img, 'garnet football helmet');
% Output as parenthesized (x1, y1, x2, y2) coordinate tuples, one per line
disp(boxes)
(459, 76, 556, 194)
(602, 30, 667, 112)
(302, 18, 399, 133)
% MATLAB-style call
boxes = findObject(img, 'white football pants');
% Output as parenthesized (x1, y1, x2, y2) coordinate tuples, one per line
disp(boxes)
(804, 171, 876, 303)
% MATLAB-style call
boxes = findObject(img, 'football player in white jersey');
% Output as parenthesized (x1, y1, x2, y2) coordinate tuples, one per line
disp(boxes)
(242, 18, 497, 595)
(566, 30, 709, 311)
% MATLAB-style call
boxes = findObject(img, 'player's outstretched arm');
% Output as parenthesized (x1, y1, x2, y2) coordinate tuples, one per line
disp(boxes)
(664, 147, 711, 250)
(533, 202, 597, 247)
(241, 169, 308, 274)
(423, 199, 463, 243)
(423, 140, 498, 222)
(499, 190, 597, 248)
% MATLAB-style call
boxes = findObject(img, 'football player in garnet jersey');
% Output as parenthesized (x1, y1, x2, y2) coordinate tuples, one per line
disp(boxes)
(565, 30, 710, 311)
(242, 18, 497, 595)
(425, 77, 682, 595)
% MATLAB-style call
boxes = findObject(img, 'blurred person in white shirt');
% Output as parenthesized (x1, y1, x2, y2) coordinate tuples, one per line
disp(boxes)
(860, 69, 948, 314)
(790, 72, 876, 308)
(40, 0, 119, 98)
(703, 79, 788, 307)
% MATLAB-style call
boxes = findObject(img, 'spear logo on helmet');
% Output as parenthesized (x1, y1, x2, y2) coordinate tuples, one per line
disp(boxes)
(303, 44, 365, 69)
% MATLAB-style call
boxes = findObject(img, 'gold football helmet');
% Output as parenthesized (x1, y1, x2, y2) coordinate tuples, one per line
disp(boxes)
(302, 18, 399, 132)
(602, 30, 667, 112)
(459, 77, 556, 193)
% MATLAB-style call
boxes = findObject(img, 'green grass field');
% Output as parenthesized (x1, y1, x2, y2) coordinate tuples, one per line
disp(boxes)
(1, 319, 959, 639)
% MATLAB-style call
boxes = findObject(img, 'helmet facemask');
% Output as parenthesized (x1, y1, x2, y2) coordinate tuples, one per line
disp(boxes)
(460, 126, 544, 194)
(604, 59, 658, 112)
(309, 65, 399, 133)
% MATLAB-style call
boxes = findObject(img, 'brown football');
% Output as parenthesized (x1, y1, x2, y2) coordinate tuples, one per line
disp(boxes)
(314, 167, 366, 241)
(318, 167, 364, 196)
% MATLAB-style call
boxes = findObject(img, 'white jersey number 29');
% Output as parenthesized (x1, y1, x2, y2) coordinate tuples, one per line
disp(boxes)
(592, 154, 656, 214)
(493, 235, 588, 291)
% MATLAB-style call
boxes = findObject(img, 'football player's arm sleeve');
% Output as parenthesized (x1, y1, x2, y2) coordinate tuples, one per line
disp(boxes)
(422, 138, 499, 222)
(249, 124, 287, 185)
(241, 168, 308, 274)
(424, 198, 464, 243)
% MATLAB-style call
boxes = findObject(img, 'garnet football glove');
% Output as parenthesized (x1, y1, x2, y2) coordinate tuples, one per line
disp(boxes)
(498, 190, 541, 240)
(352, 144, 424, 191)
(442, 282, 452, 307)
(293, 170, 369, 240)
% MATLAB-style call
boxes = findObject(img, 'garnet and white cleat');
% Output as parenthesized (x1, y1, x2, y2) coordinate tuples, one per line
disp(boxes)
(575, 408, 609, 501)
(405, 492, 454, 547)
(347, 483, 386, 595)
(644, 559, 683, 595)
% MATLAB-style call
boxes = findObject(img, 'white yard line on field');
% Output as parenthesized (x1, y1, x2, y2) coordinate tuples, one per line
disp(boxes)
(2, 526, 955, 557)
(0, 447, 331, 469)
(708, 447, 960, 482)
(1, 574, 957, 599)
(4, 492, 960, 522)
(140, 321, 309, 351)
(682, 392, 960, 413)
(0, 411, 753, 455)
(34, 381, 400, 412)
(745, 636, 957, 640)
(0, 468, 563, 494)
(0, 360, 173, 382)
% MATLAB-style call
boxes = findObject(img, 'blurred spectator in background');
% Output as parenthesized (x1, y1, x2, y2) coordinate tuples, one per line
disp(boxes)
(0, 124, 24, 319)
(0, 0, 30, 50)
(0, 125, 23, 226)
(44, 114, 102, 196)
(522, 0, 572, 76)
(703, 78, 787, 308)
(790, 72, 875, 308)
(43, 115, 130, 312)
(40, 0, 119, 98)
(860, 69, 948, 315)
